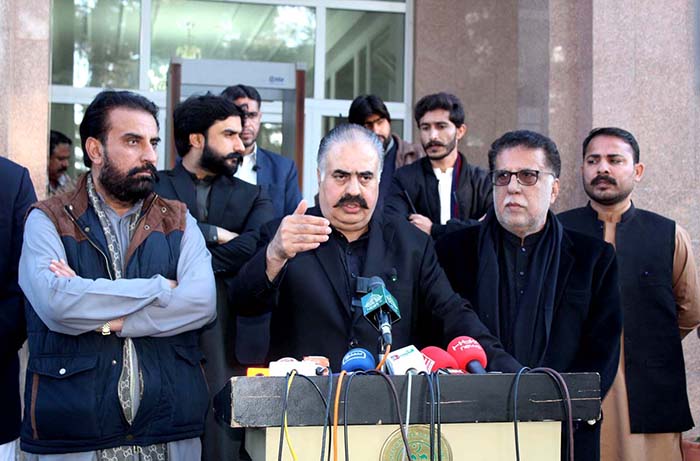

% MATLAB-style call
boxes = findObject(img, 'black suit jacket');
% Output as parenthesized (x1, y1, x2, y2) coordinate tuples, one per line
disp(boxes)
(436, 221, 622, 461)
(154, 164, 275, 377)
(155, 163, 274, 275)
(0, 157, 36, 443)
(155, 163, 274, 461)
(255, 147, 303, 219)
(230, 207, 521, 372)
(385, 153, 493, 239)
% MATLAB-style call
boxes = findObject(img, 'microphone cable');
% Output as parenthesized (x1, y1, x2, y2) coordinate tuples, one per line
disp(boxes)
(277, 370, 299, 461)
(365, 370, 412, 458)
(420, 371, 436, 461)
(402, 371, 416, 461)
(295, 369, 335, 461)
(511, 367, 574, 461)
(434, 371, 443, 461)
(529, 367, 574, 461)
(342, 370, 368, 461)
(276, 369, 333, 461)
(511, 366, 531, 461)
(333, 370, 348, 461)
(322, 369, 334, 461)
(376, 343, 391, 371)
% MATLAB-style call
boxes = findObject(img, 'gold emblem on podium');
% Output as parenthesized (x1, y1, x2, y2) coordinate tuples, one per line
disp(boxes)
(379, 425, 452, 461)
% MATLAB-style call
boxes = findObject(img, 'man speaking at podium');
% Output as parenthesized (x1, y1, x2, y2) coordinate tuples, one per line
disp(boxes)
(230, 123, 520, 371)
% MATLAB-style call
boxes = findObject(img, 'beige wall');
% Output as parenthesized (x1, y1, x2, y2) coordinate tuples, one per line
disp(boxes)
(414, 0, 519, 169)
(416, 0, 700, 439)
(0, 0, 50, 199)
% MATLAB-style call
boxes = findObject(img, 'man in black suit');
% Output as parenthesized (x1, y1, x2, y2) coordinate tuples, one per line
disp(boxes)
(221, 84, 303, 219)
(230, 123, 521, 371)
(435, 130, 622, 461)
(385, 92, 492, 239)
(0, 157, 35, 460)
(154, 94, 274, 461)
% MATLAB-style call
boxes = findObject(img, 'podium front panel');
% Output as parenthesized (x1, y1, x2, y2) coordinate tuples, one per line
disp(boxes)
(246, 422, 561, 461)
(215, 373, 601, 428)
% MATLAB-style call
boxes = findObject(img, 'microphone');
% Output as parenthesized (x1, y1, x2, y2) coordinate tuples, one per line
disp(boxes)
(269, 357, 322, 376)
(421, 346, 460, 372)
(360, 276, 401, 347)
(341, 348, 376, 373)
(385, 345, 429, 375)
(447, 336, 488, 374)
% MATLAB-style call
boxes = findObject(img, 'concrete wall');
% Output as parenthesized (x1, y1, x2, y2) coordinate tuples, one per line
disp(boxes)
(415, 0, 700, 439)
(0, 0, 50, 199)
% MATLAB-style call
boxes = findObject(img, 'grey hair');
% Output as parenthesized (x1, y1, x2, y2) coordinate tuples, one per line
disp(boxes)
(317, 123, 384, 179)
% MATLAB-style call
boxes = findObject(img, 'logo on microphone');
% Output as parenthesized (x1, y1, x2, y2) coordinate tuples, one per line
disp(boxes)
(342, 349, 370, 365)
(360, 287, 399, 317)
(450, 337, 480, 352)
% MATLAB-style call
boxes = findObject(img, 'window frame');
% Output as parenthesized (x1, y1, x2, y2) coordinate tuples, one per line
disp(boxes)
(50, 0, 414, 198)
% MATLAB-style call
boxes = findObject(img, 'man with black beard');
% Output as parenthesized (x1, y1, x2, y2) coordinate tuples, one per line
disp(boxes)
(18, 90, 216, 460)
(385, 92, 492, 239)
(559, 127, 700, 461)
(154, 94, 273, 461)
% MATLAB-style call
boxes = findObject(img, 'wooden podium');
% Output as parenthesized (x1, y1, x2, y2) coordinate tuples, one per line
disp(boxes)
(214, 373, 600, 461)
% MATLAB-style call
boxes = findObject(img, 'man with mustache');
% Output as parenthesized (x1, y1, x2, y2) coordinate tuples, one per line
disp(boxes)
(436, 130, 622, 461)
(221, 84, 303, 219)
(559, 127, 700, 461)
(48, 130, 75, 196)
(154, 94, 274, 461)
(18, 90, 217, 460)
(385, 92, 492, 239)
(230, 123, 523, 374)
(348, 94, 424, 202)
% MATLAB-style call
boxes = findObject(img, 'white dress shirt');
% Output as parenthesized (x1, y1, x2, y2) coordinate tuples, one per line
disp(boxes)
(235, 144, 258, 185)
(433, 167, 454, 225)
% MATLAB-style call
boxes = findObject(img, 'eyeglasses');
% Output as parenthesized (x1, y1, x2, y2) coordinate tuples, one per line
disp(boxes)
(490, 169, 556, 186)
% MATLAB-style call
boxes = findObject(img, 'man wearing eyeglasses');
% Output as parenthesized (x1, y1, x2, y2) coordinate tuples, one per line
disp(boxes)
(385, 92, 492, 239)
(435, 130, 622, 461)
(348, 94, 424, 202)
(559, 128, 700, 461)
(221, 84, 303, 220)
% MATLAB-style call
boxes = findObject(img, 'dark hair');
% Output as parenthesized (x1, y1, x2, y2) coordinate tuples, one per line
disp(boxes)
(50, 130, 72, 156)
(582, 127, 640, 163)
(173, 94, 245, 157)
(348, 95, 391, 125)
(220, 84, 261, 106)
(414, 92, 465, 127)
(488, 130, 561, 178)
(79, 90, 159, 168)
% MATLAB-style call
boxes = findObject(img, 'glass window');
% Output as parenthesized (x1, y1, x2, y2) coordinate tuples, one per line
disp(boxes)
(50, 103, 89, 179)
(149, 1, 316, 95)
(51, 0, 141, 88)
(325, 10, 404, 102)
(258, 122, 283, 153)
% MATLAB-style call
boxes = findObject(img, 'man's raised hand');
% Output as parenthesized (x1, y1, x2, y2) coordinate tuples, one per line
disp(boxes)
(265, 200, 331, 281)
